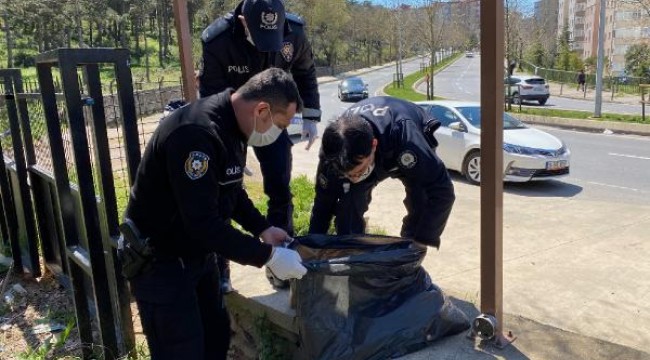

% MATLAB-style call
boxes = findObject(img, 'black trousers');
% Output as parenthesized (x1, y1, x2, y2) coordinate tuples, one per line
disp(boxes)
(253, 129, 294, 235)
(130, 253, 230, 360)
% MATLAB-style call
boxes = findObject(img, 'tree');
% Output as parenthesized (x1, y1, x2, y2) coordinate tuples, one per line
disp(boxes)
(624, 43, 650, 79)
(555, 24, 574, 70)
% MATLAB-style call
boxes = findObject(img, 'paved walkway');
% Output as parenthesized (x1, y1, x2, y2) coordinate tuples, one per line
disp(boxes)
(547, 82, 643, 105)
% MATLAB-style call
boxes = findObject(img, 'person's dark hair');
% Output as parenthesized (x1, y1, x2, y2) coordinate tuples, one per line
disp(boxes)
(237, 68, 303, 113)
(321, 114, 374, 174)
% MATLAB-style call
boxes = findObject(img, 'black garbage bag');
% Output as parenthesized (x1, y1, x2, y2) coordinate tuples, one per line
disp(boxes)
(291, 234, 470, 360)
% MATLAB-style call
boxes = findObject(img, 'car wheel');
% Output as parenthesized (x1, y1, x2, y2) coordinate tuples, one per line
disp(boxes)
(538, 98, 547, 105)
(463, 151, 481, 185)
(512, 92, 521, 105)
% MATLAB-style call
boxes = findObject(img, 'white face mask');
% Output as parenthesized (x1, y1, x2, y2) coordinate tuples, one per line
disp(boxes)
(348, 161, 375, 183)
(248, 109, 283, 147)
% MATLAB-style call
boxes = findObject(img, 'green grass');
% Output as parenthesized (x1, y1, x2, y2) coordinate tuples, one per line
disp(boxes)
(247, 175, 316, 236)
(507, 106, 650, 124)
(384, 53, 462, 101)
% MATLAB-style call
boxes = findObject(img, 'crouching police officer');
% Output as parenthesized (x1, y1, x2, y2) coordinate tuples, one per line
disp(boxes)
(121, 68, 307, 360)
(309, 96, 455, 249)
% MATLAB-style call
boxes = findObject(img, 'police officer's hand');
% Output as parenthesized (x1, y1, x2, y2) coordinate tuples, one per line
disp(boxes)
(301, 119, 319, 150)
(260, 226, 289, 246)
(265, 247, 307, 280)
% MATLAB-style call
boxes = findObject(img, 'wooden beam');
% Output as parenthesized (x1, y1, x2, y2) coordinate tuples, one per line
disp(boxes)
(172, 0, 197, 102)
(480, 0, 505, 336)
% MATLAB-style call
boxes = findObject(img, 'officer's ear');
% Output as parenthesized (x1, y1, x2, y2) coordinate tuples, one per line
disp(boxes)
(371, 138, 378, 152)
(253, 101, 272, 120)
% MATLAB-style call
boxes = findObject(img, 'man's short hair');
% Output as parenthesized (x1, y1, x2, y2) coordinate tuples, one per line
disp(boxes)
(321, 114, 374, 174)
(237, 68, 303, 113)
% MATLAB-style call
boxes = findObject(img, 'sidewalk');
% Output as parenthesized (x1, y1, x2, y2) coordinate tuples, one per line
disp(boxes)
(233, 138, 650, 359)
(547, 81, 642, 105)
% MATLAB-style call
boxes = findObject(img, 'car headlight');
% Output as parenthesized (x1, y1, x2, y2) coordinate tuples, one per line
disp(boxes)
(503, 143, 525, 154)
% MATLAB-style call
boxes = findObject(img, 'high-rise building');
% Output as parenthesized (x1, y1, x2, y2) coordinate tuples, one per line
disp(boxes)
(558, 0, 650, 73)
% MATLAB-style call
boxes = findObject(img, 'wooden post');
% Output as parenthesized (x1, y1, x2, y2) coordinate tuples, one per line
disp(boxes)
(172, 0, 197, 103)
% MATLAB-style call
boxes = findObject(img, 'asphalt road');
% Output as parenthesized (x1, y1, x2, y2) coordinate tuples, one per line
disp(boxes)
(295, 57, 650, 206)
(437, 56, 642, 115)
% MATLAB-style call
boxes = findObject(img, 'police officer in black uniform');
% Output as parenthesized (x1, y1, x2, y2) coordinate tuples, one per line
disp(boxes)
(200, 0, 321, 234)
(309, 96, 455, 249)
(123, 68, 307, 360)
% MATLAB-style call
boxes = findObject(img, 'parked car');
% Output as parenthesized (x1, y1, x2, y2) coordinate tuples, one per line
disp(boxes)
(504, 75, 550, 105)
(338, 77, 368, 102)
(416, 100, 570, 185)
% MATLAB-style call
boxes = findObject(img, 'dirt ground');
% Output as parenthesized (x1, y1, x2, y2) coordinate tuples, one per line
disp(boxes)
(0, 268, 82, 359)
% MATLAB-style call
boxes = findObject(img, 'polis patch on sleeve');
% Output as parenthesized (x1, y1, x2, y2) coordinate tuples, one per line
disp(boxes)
(398, 150, 417, 169)
(185, 151, 210, 180)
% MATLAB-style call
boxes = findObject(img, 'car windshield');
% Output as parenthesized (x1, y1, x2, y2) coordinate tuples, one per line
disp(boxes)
(343, 79, 364, 89)
(455, 107, 527, 130)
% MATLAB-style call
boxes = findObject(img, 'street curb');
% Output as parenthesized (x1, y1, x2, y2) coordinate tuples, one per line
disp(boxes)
(517, 113, 650, 136)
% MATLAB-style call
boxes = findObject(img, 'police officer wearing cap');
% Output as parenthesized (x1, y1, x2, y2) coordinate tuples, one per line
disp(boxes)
(123, 68, 307, 360)
(309, 96, 455, 249)
(200, 0, 320, 292)
(200, 0, 321, 233)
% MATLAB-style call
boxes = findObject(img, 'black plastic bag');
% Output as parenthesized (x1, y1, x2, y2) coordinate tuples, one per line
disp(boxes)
(291, 234, 470, 360)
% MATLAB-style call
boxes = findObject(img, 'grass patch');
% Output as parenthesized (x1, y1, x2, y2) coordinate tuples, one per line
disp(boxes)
(246, 175, 384, 236)
(384, 53, 462, 101)
(507, 106, 650, 124)
(246, 175, 315, 236)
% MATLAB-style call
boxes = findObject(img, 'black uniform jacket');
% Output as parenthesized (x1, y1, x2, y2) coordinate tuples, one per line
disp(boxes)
(310, 97, 455, 247)
(125, 90, 272, 267)
(200, 4, 320, 119)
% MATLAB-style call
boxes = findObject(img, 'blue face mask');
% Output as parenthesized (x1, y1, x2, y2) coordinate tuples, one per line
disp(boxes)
(248, 108, 283, 147)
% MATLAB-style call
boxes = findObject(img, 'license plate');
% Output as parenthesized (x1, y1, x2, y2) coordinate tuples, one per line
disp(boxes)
(546, 160, 567, 170)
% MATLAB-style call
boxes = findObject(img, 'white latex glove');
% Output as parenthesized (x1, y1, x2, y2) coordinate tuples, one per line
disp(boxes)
(265, 247, 307, 280)
(301, 119, 319, 150)
(260, 226, 289, 246)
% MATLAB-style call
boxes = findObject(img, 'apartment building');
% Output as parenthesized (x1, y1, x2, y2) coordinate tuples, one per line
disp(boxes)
(559, 0, 650, 73)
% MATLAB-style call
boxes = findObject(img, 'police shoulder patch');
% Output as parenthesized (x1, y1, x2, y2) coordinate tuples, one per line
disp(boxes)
(281, 42, 294, 62)
(185, 151, 210, 180)
(398, 150, 417, 169)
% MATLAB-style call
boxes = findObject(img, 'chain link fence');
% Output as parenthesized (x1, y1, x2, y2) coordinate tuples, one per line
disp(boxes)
(521, 61, 648, 95)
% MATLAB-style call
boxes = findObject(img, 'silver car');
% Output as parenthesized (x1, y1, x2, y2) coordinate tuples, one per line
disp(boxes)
(416, 101, 570, 185)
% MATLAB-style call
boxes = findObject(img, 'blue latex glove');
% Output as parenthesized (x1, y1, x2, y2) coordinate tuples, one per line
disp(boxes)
(301, 119, 319, 150)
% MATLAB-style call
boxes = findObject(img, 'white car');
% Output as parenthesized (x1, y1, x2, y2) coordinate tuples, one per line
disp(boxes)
(505, 75, 550, 105)
(287, 113, 303, 136)
(416, 101, 570, 185)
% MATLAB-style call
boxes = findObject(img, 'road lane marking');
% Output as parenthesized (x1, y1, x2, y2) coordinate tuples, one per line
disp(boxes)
(587, 181, 647, 193)
(608, 152, 650, 160)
